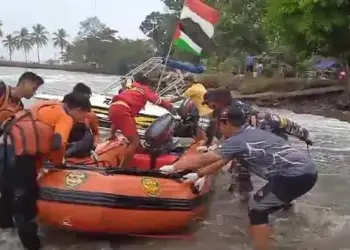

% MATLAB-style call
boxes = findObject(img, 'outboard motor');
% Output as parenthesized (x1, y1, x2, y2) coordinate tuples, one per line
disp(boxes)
(144, 113, 177, 169)
(174, 98, 199, 137)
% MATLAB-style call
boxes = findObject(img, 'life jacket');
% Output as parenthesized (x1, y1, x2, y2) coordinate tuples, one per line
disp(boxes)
(3, 100, 62, 156)
(0, 86, 23, 122)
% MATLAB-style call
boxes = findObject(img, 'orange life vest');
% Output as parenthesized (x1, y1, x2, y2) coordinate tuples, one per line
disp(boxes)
(0, 86, 23, 122)
(3, 100, 62, 156)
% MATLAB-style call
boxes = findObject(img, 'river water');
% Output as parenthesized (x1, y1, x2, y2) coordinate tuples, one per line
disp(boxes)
(1, 66, 350, 249)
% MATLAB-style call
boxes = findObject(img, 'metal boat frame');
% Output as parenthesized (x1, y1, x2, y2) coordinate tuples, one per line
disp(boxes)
(34, 57, 206, 130)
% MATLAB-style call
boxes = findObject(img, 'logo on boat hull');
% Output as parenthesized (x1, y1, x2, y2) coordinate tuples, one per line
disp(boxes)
(64, 171, 88, 189)
(141, 177, 160, 197)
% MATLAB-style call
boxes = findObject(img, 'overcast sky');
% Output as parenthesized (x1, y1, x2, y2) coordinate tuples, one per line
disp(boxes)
(0, 0, 165, 62)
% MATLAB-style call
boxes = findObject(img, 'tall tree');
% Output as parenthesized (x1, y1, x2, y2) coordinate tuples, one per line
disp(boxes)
(139, 12, 177, 55)
(66, 17, 155, 73)
(76, 16, 115, 40)
(52, 28, 69, 54)
(14, 28, 33, 63)
(72, 17, 119, 67)
(31, 24, 49, 63)
(2, 34, 16, 61)
(205, 0, 267, 59)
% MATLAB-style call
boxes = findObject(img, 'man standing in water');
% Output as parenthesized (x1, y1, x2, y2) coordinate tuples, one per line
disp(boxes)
(160, 105, 317, 250)
(201, 88, 313, 203)
(0, 92, 91, 250)
(0, 72, 44, 123)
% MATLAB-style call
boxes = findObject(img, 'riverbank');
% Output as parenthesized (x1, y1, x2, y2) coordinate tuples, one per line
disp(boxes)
(264, 92, 350, 122)
(211, 75, 350, 122)
(237, 88, 350, 123)
(0, 60, 117, 75)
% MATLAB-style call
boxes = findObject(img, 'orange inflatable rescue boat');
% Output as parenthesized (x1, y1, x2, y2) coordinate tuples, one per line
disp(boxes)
(37, 114, 214, 235)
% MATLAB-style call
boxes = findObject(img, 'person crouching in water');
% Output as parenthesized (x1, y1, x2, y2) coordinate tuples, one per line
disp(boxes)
(68, 83, 100, 146)
(0, 92, 91, 250)
(202, 88, 313, 203)
(108, 73, 176, 168)
(160, 105, 317, 250)
(0, 72, 44, 123)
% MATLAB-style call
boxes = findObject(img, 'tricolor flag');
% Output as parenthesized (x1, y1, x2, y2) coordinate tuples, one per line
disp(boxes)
(173, 0, 220, 55)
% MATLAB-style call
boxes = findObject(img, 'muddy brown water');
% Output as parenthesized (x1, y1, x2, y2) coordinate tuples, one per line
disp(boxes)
(1, 67, 350, 249)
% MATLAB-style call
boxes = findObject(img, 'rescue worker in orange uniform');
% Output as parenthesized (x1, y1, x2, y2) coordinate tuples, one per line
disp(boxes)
(0, 72, 44, 123)
(0, 91, 91, 250)
(68, 83, 100, 146)
(109, 73, 176, 168)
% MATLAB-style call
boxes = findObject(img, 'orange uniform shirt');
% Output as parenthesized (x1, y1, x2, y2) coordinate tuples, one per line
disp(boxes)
(36, 104, 74, 166)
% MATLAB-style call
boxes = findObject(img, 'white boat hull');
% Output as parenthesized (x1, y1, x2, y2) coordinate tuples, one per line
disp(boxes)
(34, 93, 176, 130)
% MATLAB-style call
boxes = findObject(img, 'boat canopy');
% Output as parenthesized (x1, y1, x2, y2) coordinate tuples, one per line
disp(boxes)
(312, 59, 340, 70)
(162, 58, 205, 74)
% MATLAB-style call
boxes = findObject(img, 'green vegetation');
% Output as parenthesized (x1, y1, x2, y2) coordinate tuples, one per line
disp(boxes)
(0, 17, 154, 74)
(140, 0, 350, 75)
(0, 0, 349, 79)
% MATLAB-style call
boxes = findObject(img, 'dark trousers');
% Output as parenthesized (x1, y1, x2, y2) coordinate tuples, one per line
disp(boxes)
(0, 146, 41, 250)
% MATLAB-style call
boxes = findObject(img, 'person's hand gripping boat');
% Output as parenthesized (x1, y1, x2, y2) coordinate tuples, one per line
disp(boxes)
(160, 141, 218, 191)
(160, 164, 207, 192)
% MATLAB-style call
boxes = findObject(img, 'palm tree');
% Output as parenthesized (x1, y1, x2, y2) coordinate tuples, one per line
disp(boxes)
(14, 28, 33, 63)
(52, 28, 69, 55)
(2, 34, 16, 60)
(31, 24, 49, 63)
(0, 21, 3, 38)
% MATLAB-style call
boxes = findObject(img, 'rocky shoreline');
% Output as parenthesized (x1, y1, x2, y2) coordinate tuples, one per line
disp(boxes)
(250, 92, 350, 123)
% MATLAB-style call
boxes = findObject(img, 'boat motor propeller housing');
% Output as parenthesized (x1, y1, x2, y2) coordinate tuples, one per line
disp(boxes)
(144, 113, 176, 150)
(144, 113, 177, 169)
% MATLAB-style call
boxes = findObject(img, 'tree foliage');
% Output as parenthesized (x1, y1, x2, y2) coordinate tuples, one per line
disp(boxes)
(0, 0, 349, 77)
(264, 0, 350, 86)
(264, 0, 350, 61)
(31, 24, 49, 63)
(2, 34, 15, 61)
(139, 12, 177, 55)
(14, 28, 33, 63)
(65, 16, 155, 74)
(139, 0, 269, 69)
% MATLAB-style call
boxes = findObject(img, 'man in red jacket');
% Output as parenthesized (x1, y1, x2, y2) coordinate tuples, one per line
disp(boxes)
(108, 73, 176, 168)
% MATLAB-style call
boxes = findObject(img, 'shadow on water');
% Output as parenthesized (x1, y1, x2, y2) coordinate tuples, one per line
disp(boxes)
(1, 68, 350, 249)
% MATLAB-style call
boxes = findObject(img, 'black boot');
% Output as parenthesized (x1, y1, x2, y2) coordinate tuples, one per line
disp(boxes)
(17, 220, 41, 250)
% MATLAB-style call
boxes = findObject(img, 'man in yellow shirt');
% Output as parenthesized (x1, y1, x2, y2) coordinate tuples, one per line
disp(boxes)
(170, 76, 213, 143)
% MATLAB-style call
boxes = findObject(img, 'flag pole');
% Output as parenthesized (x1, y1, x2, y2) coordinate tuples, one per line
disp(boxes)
(155, 0, 187, 94)
(156, 40, 173, 93)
